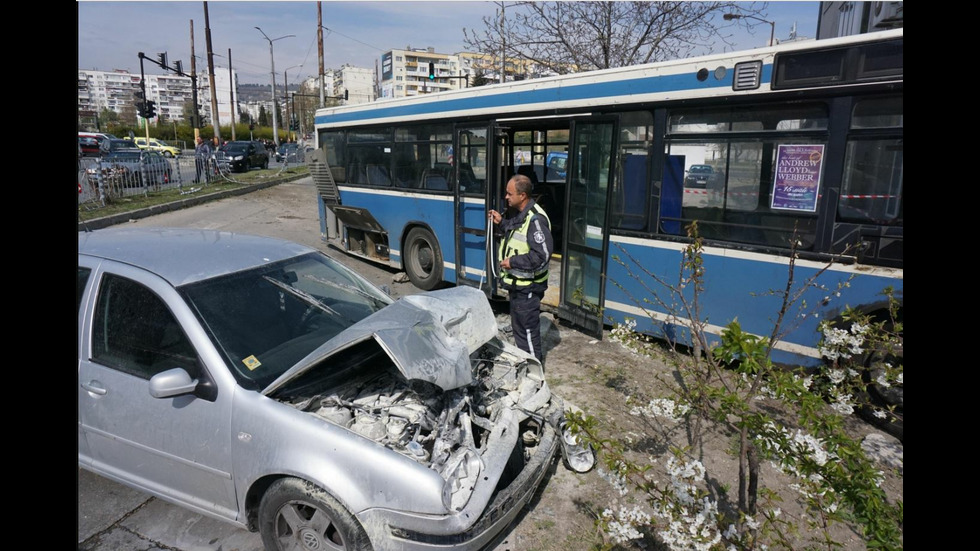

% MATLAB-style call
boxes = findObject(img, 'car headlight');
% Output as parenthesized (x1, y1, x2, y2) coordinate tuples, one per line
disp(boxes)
(232, 155, 244, 161)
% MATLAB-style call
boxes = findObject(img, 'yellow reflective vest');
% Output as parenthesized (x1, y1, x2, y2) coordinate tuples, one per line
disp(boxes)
(499, 203, 551, 287)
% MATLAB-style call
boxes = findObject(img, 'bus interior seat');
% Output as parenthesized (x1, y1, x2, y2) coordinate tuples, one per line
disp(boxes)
(366, 164, 391, 186)
(422, 169, 449, 191)
(458, 163, 481, 193)
(393, 161, 414, 187)
(433, 162, 453, 179)
(347, 160, 367, 185)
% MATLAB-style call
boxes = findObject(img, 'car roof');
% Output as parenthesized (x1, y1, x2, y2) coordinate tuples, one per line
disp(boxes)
(78, 227, 317, 287)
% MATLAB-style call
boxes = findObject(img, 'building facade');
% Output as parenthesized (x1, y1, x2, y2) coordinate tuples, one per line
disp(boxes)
(379, 47, 469, 99)
(78, 68, 239, 129)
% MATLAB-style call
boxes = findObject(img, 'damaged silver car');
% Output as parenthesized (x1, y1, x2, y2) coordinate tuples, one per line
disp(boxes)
(78, 227, 592, 551)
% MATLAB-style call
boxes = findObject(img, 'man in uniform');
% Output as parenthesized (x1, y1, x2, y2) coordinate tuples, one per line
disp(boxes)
(489, 173, 554, 362)
(194, 136, 212, 184)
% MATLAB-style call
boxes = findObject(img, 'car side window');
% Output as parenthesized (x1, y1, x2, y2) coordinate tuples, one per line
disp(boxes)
(78, 267, 91, 314)
(91, 273, 199, 380)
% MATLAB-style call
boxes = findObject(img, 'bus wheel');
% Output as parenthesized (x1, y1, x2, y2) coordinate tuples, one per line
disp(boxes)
(404, 227, 442, 290)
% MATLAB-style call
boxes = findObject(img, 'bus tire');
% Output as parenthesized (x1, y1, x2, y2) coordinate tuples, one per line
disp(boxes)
(404, 227, 442, 290)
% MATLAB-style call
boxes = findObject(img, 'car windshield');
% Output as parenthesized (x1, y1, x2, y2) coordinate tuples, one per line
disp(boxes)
(224, 143, 248, 153)
(690, 165, 712, 173)
(180, 252, 393, 390)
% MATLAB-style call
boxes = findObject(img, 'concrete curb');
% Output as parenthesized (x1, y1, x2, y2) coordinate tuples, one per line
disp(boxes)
(78, 172, 309, 231)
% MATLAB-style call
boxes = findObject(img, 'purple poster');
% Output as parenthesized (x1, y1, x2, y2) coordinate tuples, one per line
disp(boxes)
(771, 144, 824, 212)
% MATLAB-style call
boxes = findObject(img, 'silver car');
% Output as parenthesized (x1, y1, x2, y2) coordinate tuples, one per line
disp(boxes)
(78, 227, 591, 551)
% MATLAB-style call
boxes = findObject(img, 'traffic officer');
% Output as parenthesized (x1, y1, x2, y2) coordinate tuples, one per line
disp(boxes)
(489, 173, 553, 362)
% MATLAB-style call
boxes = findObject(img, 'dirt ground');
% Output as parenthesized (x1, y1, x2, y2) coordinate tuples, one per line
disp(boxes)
(491, 315, 903, 551)
(122, 179, 903, 551)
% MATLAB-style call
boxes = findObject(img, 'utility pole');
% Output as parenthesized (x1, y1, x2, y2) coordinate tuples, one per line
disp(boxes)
(317, 2, 325, 108)
(499, 2, 506, 84)
(228, 48, 236, 140)
(204, 2, 221, 143)
(190, 20, 201, 142)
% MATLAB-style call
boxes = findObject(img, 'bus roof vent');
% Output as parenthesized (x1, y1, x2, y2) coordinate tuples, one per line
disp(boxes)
(732, 61, 762, 91)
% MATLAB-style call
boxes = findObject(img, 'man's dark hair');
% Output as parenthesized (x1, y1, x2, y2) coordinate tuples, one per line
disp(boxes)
(510, 174, 533, 195)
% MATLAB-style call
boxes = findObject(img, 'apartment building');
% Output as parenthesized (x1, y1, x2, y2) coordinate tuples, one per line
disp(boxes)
(78, 68, 239, 127)
(379, 47, 468, 99)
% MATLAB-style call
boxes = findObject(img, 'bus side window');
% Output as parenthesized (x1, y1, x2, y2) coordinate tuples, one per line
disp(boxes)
(660, 155, 684, 235)
(366, 164, 391, 186)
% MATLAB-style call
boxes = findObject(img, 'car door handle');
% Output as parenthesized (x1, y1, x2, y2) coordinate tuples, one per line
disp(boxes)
(81, 380, 107, 396)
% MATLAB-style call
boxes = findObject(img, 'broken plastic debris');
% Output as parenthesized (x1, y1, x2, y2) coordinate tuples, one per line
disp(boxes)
(558, 420, 596, 473)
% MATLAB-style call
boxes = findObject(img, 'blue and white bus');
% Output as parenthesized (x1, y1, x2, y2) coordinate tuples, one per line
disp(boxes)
(311, 29, 903, 367)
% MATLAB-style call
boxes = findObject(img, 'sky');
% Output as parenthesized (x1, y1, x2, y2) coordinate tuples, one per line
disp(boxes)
(77, 1, 822, 85)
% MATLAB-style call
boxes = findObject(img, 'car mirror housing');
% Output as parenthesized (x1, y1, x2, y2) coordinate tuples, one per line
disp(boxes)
(149, 367, 199, 399)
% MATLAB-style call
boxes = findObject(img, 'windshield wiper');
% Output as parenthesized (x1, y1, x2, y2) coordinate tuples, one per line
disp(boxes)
(302, 273, 390, 309)
(261, 275, 356, 325)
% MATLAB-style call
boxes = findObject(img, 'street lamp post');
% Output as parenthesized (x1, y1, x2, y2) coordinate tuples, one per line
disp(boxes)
(723, 13, 776, 47)
(255, 27, 295, 147)
(283, 65, 302, 143)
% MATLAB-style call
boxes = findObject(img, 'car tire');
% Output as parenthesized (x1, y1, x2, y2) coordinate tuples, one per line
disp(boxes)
(163, 151, 174, 158)
(258, 477, 372, 551)
(404, 226, 443, 290)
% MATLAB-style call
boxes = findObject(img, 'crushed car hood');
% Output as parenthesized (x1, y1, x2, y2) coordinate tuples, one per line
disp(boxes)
(263, 286, 499, 395)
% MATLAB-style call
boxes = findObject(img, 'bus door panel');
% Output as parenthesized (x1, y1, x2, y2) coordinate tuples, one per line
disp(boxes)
(454, 126, 491, 288)
(558, 118, 617, 338)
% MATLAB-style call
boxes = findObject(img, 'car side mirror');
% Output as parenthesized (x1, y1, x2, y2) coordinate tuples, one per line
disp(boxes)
(149, 367, 199, 399)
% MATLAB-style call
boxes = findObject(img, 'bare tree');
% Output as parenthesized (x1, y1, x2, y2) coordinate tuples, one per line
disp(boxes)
(464, 1, 769, 75)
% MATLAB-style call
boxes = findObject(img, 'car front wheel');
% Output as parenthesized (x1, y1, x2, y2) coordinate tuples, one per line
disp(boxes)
(258, 477, 372, 551)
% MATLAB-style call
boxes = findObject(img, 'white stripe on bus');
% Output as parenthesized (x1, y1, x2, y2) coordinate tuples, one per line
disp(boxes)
(604, 298, 823, 359)
(609, 234, 903, 279)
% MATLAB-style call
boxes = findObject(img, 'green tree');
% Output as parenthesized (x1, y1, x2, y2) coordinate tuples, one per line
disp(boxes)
(471, 70, 494, 87)
(258, 105, 269, 127)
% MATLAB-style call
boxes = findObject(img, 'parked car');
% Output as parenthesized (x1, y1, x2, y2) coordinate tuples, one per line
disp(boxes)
(100, 138, 142, 156)
(85, 149, 172, 188)
(546, 151, 568, 181)
(216, 140, 270, 173)
(684, 164, 723, 188)
(79, 136, 101, 157)
(275, 142, 304, 163)
(78, 227, 591, 551)
(129, 137, 181, 158)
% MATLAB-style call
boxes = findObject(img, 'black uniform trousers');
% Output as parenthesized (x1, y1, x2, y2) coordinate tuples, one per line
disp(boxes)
(509, 286, 546, 362)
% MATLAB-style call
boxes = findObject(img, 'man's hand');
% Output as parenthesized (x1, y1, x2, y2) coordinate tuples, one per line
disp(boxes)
(500, 257, 511, 270)
(489, 209, 502, 224)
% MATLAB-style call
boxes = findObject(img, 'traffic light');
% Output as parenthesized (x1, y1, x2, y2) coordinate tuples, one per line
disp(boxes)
(136, 101, 148, 118)
(344, 89, 349, 101)
(249, 122, 255, 131)
(428, 62, 435, 80)
(145, 100, 157, 119)
(158, 52, 168, 68)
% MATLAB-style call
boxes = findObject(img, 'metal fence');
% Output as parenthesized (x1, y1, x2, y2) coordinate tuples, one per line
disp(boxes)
(78, 151, 306, 211)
